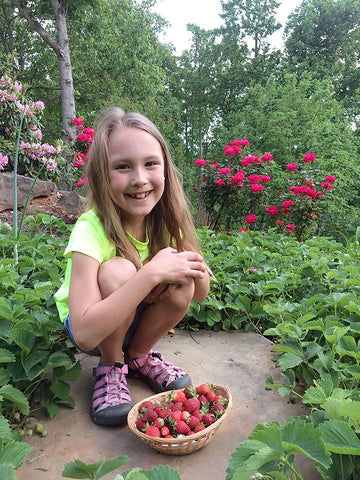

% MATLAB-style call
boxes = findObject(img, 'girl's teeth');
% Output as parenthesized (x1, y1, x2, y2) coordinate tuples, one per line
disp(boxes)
(131, 193, 147, 198)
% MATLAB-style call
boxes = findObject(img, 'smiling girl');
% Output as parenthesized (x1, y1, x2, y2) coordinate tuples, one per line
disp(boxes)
(54, 107, 209, 426)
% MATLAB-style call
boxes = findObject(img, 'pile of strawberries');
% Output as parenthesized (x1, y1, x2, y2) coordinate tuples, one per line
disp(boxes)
(135, 383, 228, 438)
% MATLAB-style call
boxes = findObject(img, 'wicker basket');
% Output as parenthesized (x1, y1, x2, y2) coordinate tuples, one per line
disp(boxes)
(127, 385, 232, 455)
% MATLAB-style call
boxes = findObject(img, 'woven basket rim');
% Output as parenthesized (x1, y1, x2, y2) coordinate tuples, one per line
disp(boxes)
(128, 385, 232, 445)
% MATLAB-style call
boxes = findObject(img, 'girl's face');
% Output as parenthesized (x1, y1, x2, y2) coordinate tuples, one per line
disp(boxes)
(108, 127, 165, 231)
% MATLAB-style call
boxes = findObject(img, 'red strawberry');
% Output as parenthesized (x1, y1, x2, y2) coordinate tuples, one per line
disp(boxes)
(142, 409, 158, 423)
(170, 410, 182, 422)
(180, 411, 191, 421)
(202, 413, 215, 426)
(198, 395, 208, 405)
(194, 424, 206, 433)
(196, 383, 210, 395)
(136, 417, 147, 431)
(184, 397, 200, 413)
(139, 401, 153, 411)
(161, 426, 170, 437)
(187, 415, 200, 429)
(145, 425, 161, 437)
(193, 410, 202, 420)
(154, 417, 164, 429)
(154, 405, 162, 416)
(175, 420, 190, 435)
(165, 434, 174, 438)
(170, 402, 183, 412)
(174, 391, 187, 403)
(159, 408, 172, 419)
(184, 385, 197, 399)
(206, 390, 217, 403)
(211, 403, 225, 414)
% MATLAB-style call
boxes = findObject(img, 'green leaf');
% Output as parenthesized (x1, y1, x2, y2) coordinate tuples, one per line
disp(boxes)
(319, 420, 360, 455)
(95, 456, 129, 478)
(124, 472, 148, 480)
(0, 441, 33, 468)
(50, 379, 71, 401)
(0, 464, 16, 480)
(345, 365, 360, 379)
(62, 457, 106, 478)
(9, 328, 35, 355)
(0, 414, 12, 437)
(226, 440, 265, 480)
(277, 353, 303, 370)
(0, 385, 29, 415)
(146, 465, 181, 480)
(53, 362, 81, 382)
(0, 349, 15, 364)
(248, 423, 283, 454)
(46, 352, 71, 369)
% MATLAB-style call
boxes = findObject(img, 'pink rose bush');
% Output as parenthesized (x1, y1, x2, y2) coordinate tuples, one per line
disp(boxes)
(71, 116, 95, 187)
(194, 137, 336, 238)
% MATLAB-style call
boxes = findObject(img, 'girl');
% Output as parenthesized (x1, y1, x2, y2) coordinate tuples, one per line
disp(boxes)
(54, 107, 209, 426)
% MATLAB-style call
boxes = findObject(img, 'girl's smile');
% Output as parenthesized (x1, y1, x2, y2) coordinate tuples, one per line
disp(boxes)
(108, 127, 165, 233)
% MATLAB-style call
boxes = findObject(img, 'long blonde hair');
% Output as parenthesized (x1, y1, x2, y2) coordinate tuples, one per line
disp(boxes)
(86, 107, 201, 269)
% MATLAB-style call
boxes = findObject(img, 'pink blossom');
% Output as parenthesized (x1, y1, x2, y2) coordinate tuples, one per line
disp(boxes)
(218, 167, 231, 175)
(261, 175, 271, 183)
(32, 129, 42, 140)
(262, 153, 273, 162)
(277, 220, 284, 226)
(286, 224, 296, 230)
(83, 127, 95, 136)
(247, 174, 261, 184)
(72, 117, 84, 125)
(34, 100, 45, 110)
(195, 158, 207, 166)
(44, 158, 57, 171)
(238, 139, 250, 147)
(249, 267, 257, 272)
(73, 153, 85, 168)
(282, 200, 294, 209)
(241, 155, 259, 167)
(231, 170, 245, 186)
(238, 228, 249, 233)
(210, 162, 220, 169)
(0, 152, 9, 170)
(303, 152, 316, 163)
(266, 206, 279, 216)
(224, 145, 240, 156)
(325, 175, 336, 183)
(245, 214, 256, 224)
(77, 133, 92, 143)
(74, 176, 88, 187)
(250, 183, 264, 192)
(287, 163, 298, 171)
(321, 182, 333, 190)
(310, 212, 318, 218)
(214, 178, 225, 186)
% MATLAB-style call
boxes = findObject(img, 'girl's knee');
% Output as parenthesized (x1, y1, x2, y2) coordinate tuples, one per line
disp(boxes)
(98, 258, 137, 298)
(165, 280, 195, 312)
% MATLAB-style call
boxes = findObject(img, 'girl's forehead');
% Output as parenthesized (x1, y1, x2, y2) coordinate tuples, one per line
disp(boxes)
(108, 127, 164, 159)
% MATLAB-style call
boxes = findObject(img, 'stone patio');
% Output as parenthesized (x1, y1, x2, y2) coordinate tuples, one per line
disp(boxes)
(17, 330, 321, 480)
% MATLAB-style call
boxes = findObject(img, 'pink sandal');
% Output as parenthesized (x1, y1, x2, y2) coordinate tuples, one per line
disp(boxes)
(125, 350, 191, 393)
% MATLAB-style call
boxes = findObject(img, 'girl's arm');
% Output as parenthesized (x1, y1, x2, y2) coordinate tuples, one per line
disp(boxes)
(69, 248, 205, 351)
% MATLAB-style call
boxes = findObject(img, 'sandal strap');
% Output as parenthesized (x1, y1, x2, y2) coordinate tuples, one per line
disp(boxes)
(92, 362, 131, 413)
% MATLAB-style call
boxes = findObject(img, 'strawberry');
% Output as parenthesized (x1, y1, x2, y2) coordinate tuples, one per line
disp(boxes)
(165, 434, 174, 438)
(180, 411, 191, 421)
(193, 410, 202, 420)
(184, 384, 197, 399)
(211, 403, 225, 414)
(187, 415, 200, 429)
(159, 408, 172, 419)
(170, 402, 183, 412)
(202, 413, 215, 426)
(206, 390, 217, 403)
(154, 417, 164, 429)
(175, 420, 190, 435)
(198, 395, 208, 405)
(154, 405, 162, 416)
(135, 417, 147, 431)
(183, 397, 200, 413)
(142, 409, 158, 423)
(161, 426, 170, 437)
(173, 390, 187, 403)
(170, 410, 182, 422)
(139, 401, 154, 411)
(145, 425, 161, 437)
(196, 383, 210, 395)
(194, 424, 206, 433)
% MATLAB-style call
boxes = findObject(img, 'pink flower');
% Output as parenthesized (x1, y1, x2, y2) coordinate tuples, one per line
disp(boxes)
(218, 167, 231, 175)
(215, 178, 225, 186)
(245, 214, 256, 224)
(0, 152, 9, 170)
(250, 183, 264, 192)
(266, 206, 279, 216)
(231, 170, 245, 186)
(321, 182, 333, 190)
(287, 163, 298, 171)
(325, 175, 336, 183)
(73, 153, 85, 168)
(34, 100, 45, 110)
(72, 117, 84, 125)
(286, 224, 296, 230)
(310, 212, 318, 218)
(303, 152, 316, 163)
(262, 153, 273, 162)
(195, 158, 207, 166)
(233, 139, 249, 147)
(241, 155, 258, 167)
(224, 145, 240, 156)
(261, 175, 271, 183)
(237, 228, 249, 233)
(74, 176, 88, 187)
(83, 127, 94, 136)
(210, 162, 220, 169)
(249, 267, 257, 272)
(247, 174, 261, 184)
(282, 200, 294, 209)
(277, 220, 284, 226)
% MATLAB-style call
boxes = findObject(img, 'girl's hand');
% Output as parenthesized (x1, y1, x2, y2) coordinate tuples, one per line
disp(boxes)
(147, 247, 205, 285)
(144, 283, 178, 304)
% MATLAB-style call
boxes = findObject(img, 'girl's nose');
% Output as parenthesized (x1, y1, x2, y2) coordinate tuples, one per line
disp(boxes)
(131, 167, 147, 186)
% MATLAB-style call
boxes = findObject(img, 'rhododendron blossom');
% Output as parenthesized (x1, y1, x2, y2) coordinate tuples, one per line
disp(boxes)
(286, 163, 298, 171)
(0, 152, 9, 170)
(321, 182, 333, 190)
(224, 145, 241, 155)
(215, 178, 225, 186)
(282, 200, 294, 209)
(325, 175, 336, 183)
(72, 117, 84, 125)
(210, 162, 220, 169)
(238, 228, 249, 233)
(286, 224, 296, 230)
(247, 174, 261, 184)
(303, 152, 316, 163)
(245, 214, 256, 224)
(250, 183, 264, 192)
(277, 220, 284, 226)
(74, 176, 88, 187)
(266, 206, 279, 216)
(218, 167, 231, 175)
(195, 158, 207, 166)
(241, 156, 260, 167)
(233, 139, 249, 147)
(261, 175, 271, 183)
(73, 153, 85, 168)
(231, 171, 245, 186)
(262, 153, 273, 162)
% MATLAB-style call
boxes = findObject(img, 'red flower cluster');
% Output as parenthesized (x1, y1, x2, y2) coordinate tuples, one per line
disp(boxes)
(195, 158, 207, 166)
(72, 116, 94, 187)
(245, 214, 256, 224)
(303, 152, 316, 163)
(287, 163, 298, 171)
(289, 185, 323, 198)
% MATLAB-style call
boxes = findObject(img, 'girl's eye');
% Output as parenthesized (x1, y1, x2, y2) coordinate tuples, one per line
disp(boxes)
(146, 161, 158, 167)
(115, 164, 128, 170)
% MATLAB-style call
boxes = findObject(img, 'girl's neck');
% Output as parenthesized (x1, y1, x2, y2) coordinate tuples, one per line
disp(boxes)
(125, 220, 146, 242)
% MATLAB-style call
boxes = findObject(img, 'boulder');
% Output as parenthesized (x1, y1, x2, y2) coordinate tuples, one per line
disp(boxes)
(0, 172, 56, 212)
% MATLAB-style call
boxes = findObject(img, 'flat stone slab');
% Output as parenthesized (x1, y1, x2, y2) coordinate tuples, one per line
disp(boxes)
(17, 330, 321, 479)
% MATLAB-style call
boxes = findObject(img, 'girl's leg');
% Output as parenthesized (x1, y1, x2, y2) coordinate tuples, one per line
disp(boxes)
(97, 257, 138, 363)
(126, 278, 195, 358)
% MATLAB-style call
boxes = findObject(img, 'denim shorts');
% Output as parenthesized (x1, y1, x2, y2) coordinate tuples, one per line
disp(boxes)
(64, 302, 149, 356)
